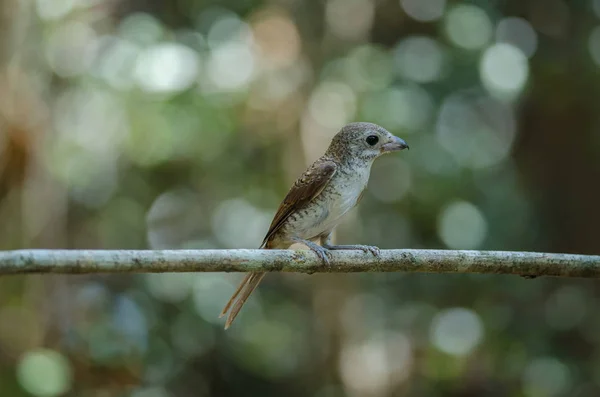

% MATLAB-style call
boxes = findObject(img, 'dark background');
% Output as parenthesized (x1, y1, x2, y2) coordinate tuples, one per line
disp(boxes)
(0, 0, 599, 396)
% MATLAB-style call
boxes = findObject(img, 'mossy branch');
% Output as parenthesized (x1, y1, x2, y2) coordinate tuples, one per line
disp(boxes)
(0, 249, 598, 278)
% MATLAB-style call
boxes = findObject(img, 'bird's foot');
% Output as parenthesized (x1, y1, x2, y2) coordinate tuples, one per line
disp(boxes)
(323, 244, 381, 257)
(293, 238, 332, 266)
(307, 243, 332, 266)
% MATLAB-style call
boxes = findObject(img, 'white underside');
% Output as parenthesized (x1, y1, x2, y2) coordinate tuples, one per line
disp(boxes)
(293, 164, 371, 240)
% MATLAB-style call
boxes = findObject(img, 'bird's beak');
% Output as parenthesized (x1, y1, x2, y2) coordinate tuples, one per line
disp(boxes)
(381, 136, 409, 153)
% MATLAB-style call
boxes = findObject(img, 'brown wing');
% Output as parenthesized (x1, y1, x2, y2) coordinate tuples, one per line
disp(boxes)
(260, 159, 337, 248)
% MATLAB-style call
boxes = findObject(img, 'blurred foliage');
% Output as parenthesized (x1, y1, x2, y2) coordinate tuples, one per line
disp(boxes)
(0, 0, 599, 396)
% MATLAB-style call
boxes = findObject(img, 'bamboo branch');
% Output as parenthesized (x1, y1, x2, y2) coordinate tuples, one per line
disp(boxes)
(0, 249, 598, 278)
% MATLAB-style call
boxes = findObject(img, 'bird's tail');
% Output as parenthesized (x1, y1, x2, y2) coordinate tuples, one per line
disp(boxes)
(219, 271, 266, 329)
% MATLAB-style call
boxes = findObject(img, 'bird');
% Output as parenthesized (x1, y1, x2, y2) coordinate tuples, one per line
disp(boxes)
(219, 122, 409, 329)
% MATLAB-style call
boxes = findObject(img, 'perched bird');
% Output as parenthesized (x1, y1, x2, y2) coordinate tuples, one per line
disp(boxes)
(220, 122, 409, 329)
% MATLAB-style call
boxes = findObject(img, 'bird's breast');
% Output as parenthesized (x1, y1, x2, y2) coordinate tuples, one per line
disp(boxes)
(282, 165, 370, 240)
(327, 167, 369, 215)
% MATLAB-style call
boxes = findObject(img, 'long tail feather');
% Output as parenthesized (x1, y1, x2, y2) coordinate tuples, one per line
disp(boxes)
(221, 272, 266, 329)
(219, 273, 253, 318)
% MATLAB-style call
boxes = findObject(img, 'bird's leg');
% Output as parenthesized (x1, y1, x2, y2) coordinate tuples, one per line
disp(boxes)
(320, 233, 380, 257)
(291, 237, 332, 266)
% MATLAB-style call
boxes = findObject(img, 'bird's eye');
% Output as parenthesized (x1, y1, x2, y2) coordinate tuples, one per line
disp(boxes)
(365, 135, 379, 146)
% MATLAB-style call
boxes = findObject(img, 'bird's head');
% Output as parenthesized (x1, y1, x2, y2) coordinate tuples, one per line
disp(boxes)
(326, 122, 409, 162)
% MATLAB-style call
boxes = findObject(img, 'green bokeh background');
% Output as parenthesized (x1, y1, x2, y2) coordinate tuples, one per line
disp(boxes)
(0, 0, 599, 396)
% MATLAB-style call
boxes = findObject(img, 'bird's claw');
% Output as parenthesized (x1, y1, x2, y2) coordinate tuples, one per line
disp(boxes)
(356, 245, 381, 257)
(310, 246, 332, 267)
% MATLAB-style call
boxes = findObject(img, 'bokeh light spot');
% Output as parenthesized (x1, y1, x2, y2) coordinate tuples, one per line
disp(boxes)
(339, 333, 413, 395)
(430, 308, 484, 356)
(307, 82, 357, 129)
(523, 357, 571, 397)
(326, 0, 375, 41)
(134, 43, 200, 94)
(206, 42, 256, 92)
(401, 0, 446, 22)
(119, 13, 164, 45)
(362, 85, 434, 132)
(394, 36, 446, 83)
(344, 45, 394, 92)
(480, 43, 529, 99)
(206, 13, 251, 48)
(45, 22, 97, 77)
(588, 26, 600, 66)
(496, 17, 538, 58)
(146, 188, 204, 249)
(251, 11, 301, 69)
(211, 198, 272, 248)
(145, 273, 196, 303)
(436, 93, 517, 169)
(17, 349, 73, 397)
(438, 200, 487, 249)
(92, 36, 140, 90)
(444, 4, 492, 50)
